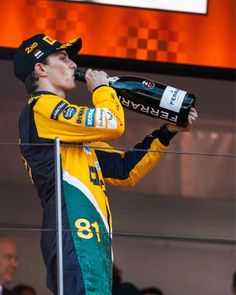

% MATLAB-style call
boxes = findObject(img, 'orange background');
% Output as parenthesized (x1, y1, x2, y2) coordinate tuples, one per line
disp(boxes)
(1, 0, 236, 68)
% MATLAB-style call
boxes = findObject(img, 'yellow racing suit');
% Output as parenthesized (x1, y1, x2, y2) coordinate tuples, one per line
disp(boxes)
(19, 85, 175, 295)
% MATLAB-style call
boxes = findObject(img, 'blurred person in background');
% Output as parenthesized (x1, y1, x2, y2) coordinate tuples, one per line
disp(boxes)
(112, 264, 140, 295)
(232, 271, 236, 295)
(0, 235, 18, 295)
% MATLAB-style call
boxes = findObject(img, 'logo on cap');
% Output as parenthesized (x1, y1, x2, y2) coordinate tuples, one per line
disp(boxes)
(59, 38, 78, 50)
(25, 42, 38, 54)
(33, 49, 44, 59)
(43, 35, 57, 45)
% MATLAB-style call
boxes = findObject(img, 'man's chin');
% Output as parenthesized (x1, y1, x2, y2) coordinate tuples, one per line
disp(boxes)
(65, 84, 76, 92)
(66, 82, 76, 91)
(4, 276, 13, 284)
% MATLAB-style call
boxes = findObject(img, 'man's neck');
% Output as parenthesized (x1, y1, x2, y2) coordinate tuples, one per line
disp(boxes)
(36, 86, 66, 98)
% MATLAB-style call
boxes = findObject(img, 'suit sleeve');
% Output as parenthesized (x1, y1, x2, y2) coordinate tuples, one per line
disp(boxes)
(32, 86, 125, 142)
(95, 125, 177, 186)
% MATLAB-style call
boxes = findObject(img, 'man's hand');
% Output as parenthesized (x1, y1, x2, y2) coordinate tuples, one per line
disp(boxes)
(85, 69, 109, 93)
(166, 107, 198, 132)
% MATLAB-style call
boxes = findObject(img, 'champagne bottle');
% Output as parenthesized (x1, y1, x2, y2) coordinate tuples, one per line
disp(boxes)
(75, 69, 196, 127)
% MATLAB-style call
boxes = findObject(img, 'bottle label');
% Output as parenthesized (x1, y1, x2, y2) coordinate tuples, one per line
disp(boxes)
(142, 80, 155, 89)
(160, 86, 187, 113)
(108, 76, 119, 84)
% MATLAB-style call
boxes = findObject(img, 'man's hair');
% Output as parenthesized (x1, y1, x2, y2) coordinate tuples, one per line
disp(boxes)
(113, 264, 122, 283)
(141, 287, 164, 295)
(12, 284, 37, 295)
(24, 59, 48, 94)
(0, 234, 15, 244)
(24, 71, 40, 94)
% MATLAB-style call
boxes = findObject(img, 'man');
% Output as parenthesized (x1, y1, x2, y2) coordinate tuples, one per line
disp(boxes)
(0, 235, 18, 295)
(13, 34, 198, 295)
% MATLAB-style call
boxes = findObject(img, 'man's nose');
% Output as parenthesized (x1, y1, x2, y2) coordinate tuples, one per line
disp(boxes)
(70, 60, 77, 69)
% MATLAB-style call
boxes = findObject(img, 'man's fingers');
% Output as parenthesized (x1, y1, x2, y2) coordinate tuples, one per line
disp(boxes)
(189, 114, 197, 120)
(189, 111, 198, 118)
(189, 108, 198, 117)
(188, 108, 198, 125)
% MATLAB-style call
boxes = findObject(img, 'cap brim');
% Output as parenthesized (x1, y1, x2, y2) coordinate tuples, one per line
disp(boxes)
(57, 37, 82, 57)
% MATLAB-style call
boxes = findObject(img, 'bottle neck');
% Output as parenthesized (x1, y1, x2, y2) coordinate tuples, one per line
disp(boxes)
(74, 69, 86, 82)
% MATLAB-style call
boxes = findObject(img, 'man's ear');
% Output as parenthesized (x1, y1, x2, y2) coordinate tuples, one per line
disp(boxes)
(34, 63, 47, 78)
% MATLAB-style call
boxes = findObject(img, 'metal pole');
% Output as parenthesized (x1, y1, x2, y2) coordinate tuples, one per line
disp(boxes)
(55, 137, 64, 295)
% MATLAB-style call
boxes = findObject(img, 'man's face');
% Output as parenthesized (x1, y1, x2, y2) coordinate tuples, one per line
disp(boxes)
(0, 238, 18, 285)
(44, 50, 77, 92)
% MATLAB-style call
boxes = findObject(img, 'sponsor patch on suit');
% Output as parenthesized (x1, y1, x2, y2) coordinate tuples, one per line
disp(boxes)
(76, 107, 86, 124)
(95, 109, 106, 128)
(84, 145, 92, 154)
(63, 107, 77, 119)
(50, 101, 68, 120)
(85, 108, 96, 127)
(103, 108, 117, 129)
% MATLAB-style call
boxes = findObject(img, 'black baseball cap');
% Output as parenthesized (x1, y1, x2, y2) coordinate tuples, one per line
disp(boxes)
(13, 33, 82, 82)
